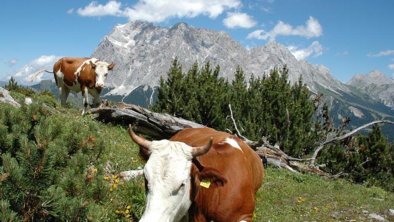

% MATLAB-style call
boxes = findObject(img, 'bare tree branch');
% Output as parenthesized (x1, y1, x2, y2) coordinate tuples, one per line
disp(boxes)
(228, 104, 258, 146)
(119, 169, 144, 181)
(310, 120, 394, 165)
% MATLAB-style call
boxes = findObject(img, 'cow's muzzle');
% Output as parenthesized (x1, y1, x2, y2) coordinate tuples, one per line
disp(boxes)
(95, 83, 104, 90)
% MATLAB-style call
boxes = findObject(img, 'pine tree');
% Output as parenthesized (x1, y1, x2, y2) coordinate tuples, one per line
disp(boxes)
(361, 125, 393, 190)
(153, 58, 184, 116)
(4, 77, 18, 91)
(286, 76, 316, 156)
(228, 66, 248, 133)
(0, 103, 111, 221)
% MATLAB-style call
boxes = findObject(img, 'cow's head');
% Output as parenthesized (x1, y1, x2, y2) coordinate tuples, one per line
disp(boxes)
(90, 61, 115, 89)
(128, 126, 226, 222)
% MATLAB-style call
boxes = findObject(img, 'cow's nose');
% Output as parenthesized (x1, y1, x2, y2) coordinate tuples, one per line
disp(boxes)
(96, 83, 104, 89)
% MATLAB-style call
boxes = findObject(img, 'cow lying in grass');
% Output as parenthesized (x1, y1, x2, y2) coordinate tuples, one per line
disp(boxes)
(128, 126, 264, 222)
(53, 57, 114, 115)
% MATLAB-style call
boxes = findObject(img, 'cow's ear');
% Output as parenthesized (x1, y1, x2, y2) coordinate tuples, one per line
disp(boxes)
(199, 167, 227, 187)
(90, 61, 96, 69)
(108, 63, 115, 70)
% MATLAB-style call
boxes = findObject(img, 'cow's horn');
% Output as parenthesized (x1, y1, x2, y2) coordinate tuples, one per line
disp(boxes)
(191, 138, 213, 157)
(90, 61, 96, 68)
(128, 125, 152, 148)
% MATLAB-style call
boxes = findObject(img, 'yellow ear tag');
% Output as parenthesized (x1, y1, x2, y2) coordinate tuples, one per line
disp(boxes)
(200, 179, 211, 188)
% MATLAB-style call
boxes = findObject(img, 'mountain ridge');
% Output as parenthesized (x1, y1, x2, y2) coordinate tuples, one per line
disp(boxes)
(348, 70, 394, 109)
(93, 20, 348, 97)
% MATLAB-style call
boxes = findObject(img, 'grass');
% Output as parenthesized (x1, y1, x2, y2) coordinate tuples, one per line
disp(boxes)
(256, 168, 394, 221)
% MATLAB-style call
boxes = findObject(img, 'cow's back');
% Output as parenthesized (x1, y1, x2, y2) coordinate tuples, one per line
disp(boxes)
(170, 128, 264, 221)
(53, 57, 90, 86)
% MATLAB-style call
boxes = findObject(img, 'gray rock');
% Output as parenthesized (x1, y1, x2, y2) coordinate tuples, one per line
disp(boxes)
(368, 213, 385, 221)
(0, 87, 20, 107)
(388, 209, 394, 217)
(25, 97, 33, 105)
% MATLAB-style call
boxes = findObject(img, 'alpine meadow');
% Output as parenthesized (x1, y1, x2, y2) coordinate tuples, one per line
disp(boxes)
(2, 1, 394, 221)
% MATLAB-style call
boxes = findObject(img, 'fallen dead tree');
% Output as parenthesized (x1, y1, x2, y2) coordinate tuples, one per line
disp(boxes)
(91, 102, 205, 138)
(91, 102, 394, 177)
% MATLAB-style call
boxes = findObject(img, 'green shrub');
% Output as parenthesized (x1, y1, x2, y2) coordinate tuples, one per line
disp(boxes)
(4, 77, 36, 97)
(0, 101, 144, 221)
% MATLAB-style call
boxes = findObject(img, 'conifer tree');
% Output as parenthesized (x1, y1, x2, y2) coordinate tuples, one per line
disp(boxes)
(153, 58, 184, 116)
(0, 103, 114, 221)
(228, 66, 248, 132)
(285, 76, 316, 156)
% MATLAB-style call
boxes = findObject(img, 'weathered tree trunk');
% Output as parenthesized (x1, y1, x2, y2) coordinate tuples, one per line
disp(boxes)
(91, 102, 205, 138)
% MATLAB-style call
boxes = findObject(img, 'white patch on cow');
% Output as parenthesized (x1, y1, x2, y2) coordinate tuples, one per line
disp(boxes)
(55, 69, 64, 80)
(139, 140, 194, 222)
(223, 137, 243, 152)
(74, 58, 98, 76)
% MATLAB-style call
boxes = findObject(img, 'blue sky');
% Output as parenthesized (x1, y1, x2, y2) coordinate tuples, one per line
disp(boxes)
(1, 0, 393, 84)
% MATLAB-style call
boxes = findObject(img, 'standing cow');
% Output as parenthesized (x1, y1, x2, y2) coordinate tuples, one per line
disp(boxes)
(128, 126, 264, 222)
(53, 57, 114, 115)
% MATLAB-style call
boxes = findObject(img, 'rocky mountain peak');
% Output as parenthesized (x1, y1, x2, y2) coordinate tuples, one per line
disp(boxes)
(171, 22, 190, 31)
(348, 70, 394, 109)
(349, 70, 394, 87)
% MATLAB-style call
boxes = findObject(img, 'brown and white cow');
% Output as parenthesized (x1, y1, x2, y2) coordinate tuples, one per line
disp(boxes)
(128, 126, 264, 222)
(53, 57, 114, 115)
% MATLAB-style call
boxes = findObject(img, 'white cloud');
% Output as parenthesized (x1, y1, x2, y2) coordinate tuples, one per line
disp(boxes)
(368, 49, 394, 57)
(336, 51, 349, 56)
(11, 55, 61, 85)
(8, 59, 17, 67)
(123, 0, 241, 22)
(75, 0, 241, 22)
(77, 1, 122, 17)
(287, 41, 323, 60)
(67, 8, 74, 14)
(247, 16, 322, 41)
(223, 12, 256, 29)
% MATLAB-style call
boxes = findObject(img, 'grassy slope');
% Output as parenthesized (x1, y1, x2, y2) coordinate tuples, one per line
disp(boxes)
(97, 111, 394, 221)
(4, 91, 394, 221)
(257, 168, 394, 221)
